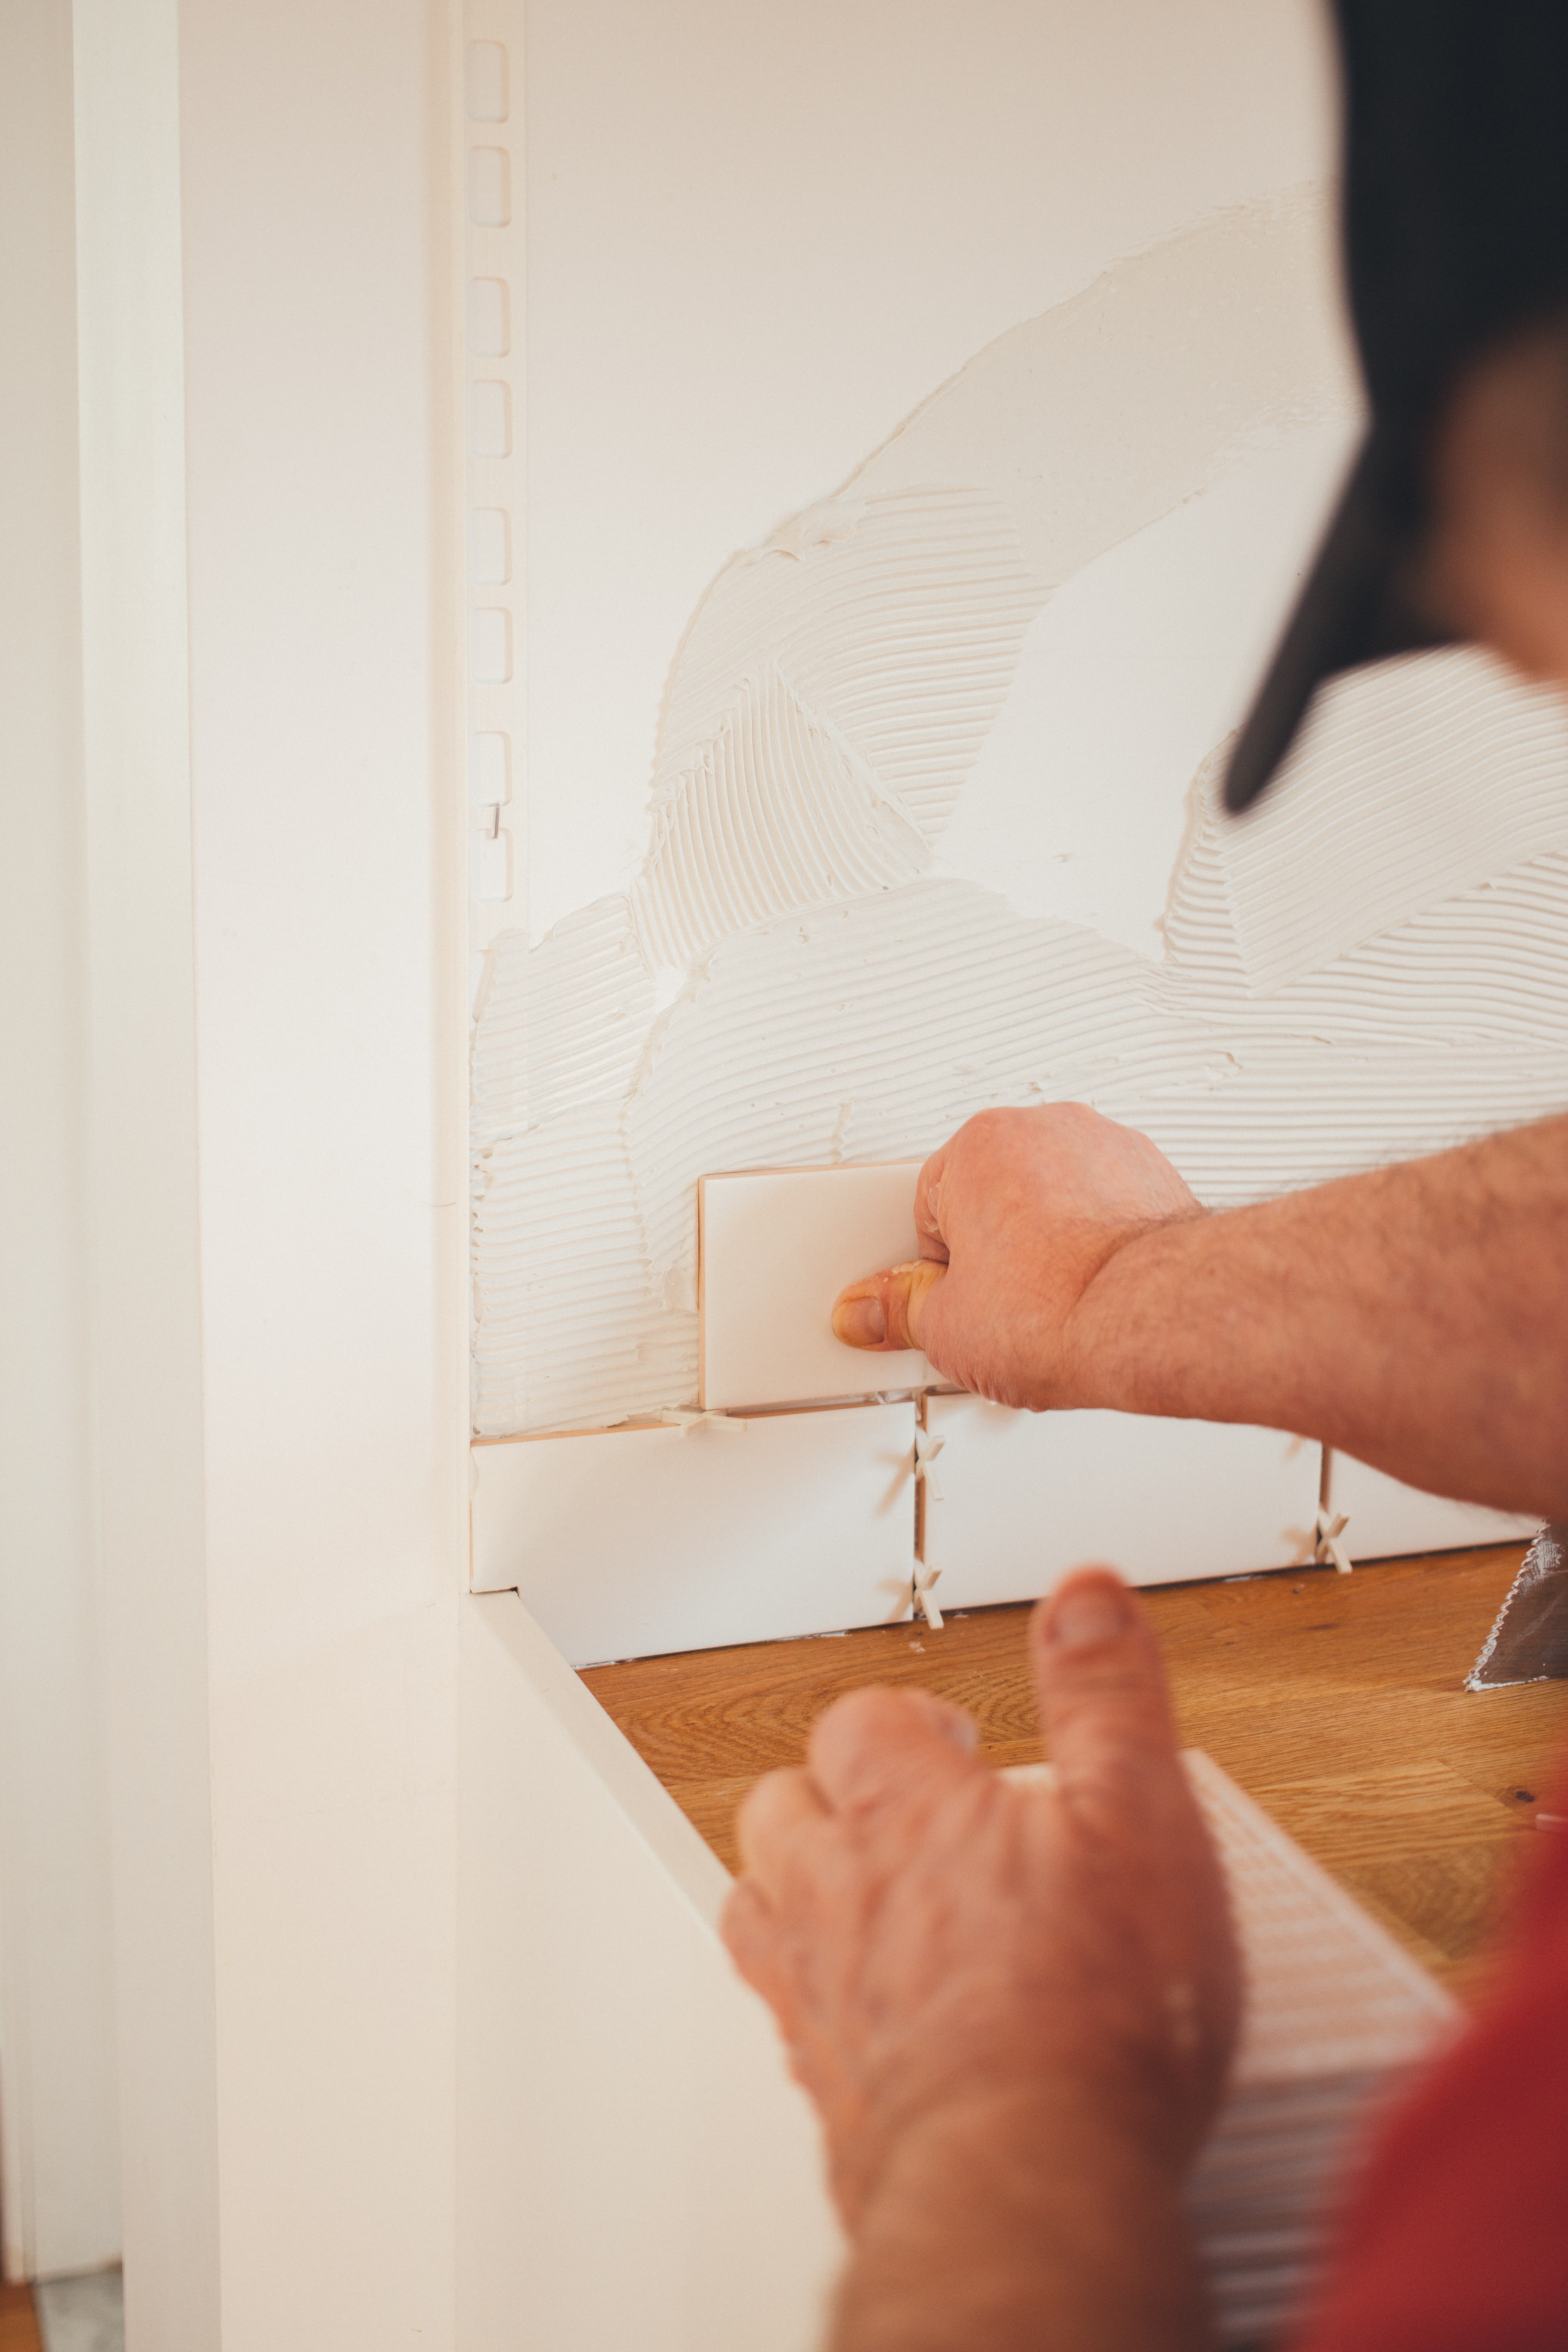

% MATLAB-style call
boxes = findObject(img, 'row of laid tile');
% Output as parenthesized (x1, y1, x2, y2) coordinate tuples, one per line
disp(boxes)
(919, 1395, 1533, 1608)
(470, 1401, 1535, 1668)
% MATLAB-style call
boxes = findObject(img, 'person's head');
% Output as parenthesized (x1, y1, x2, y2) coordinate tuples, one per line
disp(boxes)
(1226, 1, 1568, 810)
(1425, 319, 1568, 685)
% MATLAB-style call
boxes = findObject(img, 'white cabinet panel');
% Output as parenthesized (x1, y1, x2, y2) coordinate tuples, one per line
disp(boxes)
(698, 1163, 929, 1409)
(923, 1397, 1319, 1606)
(1324, 1452, 1538, 1562)
(472, 1402, 917, 1663)
(460, 1594, 843, 2352)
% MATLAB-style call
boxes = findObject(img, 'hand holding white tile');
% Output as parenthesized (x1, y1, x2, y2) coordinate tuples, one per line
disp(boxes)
(830, 1102, 1201, 1407)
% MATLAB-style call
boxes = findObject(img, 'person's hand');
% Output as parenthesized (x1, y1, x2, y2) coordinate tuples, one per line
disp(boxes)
(721, 1570, 1240, 2236)
(830, 1104, 1203, 1409)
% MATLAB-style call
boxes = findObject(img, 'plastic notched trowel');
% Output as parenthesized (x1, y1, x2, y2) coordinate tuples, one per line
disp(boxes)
(1467, 1524, 1568, 1690)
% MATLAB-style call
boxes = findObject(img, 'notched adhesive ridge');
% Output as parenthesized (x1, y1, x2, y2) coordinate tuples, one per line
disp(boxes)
(632, 659, 931, 968)
(1220, 648, 1568, 996)
(656, 486, 1048, 848)
(472, 1100, 697, 1437)
(473, 896, 656, 1145)
(473, 193, 1568, 1442)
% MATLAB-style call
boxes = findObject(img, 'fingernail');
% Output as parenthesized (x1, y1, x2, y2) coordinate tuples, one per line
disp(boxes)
(909, 1693, 980, 1752)
(833, 1293, 885, 1348)
(1050, 1584, 1131, 1649)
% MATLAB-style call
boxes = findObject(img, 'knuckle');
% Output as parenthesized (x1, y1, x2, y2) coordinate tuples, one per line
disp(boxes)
(902, 1260, 944, 1341)
(814, 1685, 906, 1756)
(719, 1882, 774, 1978)
(736, 1765, 811, 1855)
(735, 1768, 779, 1835)
(881, 1267, 919, 1346)
(1051, 1682, 1177, 1787)
(1050, 1099, 1098, 1134)
(720, 1877, 766, 1949)
(906, 1689, 981, 1754)
(1054, 1671, 1172, 1748)
(810, 1684, 954, 1805)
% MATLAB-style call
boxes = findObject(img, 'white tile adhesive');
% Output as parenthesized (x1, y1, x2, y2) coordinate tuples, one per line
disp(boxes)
(471, 188, 1568, 1438)
(1217, 646, 1568, 996)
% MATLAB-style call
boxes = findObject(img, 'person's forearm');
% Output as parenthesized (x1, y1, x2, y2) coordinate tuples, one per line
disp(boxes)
(832, 2091, 1213, 2352)
(1067, 1114, 1568, 1518)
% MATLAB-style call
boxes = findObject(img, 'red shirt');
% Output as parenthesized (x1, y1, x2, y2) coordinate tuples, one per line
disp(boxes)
(1292, 1776, 1568, 2351)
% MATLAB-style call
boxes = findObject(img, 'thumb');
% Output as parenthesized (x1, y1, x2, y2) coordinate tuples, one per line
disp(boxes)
(1030, 1569, 1182, 1827)
(831, 1258, 945, 1352)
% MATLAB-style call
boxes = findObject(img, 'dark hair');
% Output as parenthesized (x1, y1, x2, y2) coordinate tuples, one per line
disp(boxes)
(1338, 0, 1568, 528)
(1226, 2, 1568, 810)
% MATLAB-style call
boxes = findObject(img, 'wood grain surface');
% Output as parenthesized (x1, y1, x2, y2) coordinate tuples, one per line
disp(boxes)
(0, 2284, 41, 2352)
(583, 1543, 1568, 1987)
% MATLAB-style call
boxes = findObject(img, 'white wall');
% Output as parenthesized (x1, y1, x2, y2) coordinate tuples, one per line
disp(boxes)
(0, 0, 121, 2284)
(174, 0, 469, 2337)
(72, 0, 222, 2335)
(520, 0, 1341, 934)
(68, 0, 470, 2340)
(473, 0, 1369, 1450)
(477, 0, 1568, 1495)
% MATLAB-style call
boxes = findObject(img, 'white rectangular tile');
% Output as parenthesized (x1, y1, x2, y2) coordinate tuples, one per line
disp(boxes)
(471, 1401, 917, 1663)
(923, 1397, 1320, 1606)
(698, 1162, 930, 1410)
(1324, 1452, 1537, 1562)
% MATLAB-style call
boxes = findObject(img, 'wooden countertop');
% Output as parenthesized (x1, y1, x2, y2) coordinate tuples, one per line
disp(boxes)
(583, 1543, 1568, 1989)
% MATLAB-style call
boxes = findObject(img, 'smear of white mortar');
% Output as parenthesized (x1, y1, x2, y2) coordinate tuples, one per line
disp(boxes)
(651, 484, 1049, 854)
(1166, 783, 1568, 1045)
(472, 185, 1568, 1438)
(940, 424, 1358, 959)
(473, 1099, 696, 1436)
(472, 895, 656, 1146)
(622, 878, 1226, 1297)
(850, 188, 1358, 584)
(621, 868, 1568, 1320)
(1218, 647, 1568, 994)
(634, 656, 932, 968)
